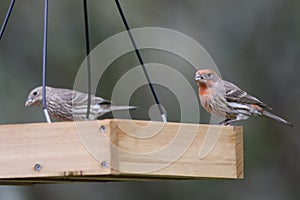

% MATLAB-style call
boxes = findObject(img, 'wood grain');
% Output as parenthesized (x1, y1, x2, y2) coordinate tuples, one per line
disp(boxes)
(0, 119, 243, 184)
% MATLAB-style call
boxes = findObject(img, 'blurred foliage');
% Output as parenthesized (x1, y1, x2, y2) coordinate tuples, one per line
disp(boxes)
(0, 0, 299, 199)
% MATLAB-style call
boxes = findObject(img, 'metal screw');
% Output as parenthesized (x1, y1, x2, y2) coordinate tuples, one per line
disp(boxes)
(101, 161, 108, 168)
(34, 163, 41, 172)
(100, 125, 106, 132)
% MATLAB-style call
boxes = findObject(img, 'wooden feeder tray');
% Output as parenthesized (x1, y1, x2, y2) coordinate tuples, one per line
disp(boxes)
(0, 119, 243, 185)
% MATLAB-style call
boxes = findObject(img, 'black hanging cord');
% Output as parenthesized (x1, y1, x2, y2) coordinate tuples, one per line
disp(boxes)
(114, 0, 167, 122)
(83, 0, 92, 119)
(42, 0, 51, 123)
(0, 0, 15, 40)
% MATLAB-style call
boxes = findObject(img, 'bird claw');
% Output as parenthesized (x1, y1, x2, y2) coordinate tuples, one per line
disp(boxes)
(218, 119, 233, 126)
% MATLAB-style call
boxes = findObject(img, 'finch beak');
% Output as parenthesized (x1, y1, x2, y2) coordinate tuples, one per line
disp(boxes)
(194, 73, 203, 81)
(25, 98, 33, 107)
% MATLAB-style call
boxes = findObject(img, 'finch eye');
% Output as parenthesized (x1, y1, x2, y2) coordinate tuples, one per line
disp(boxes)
(33, 91, 38, 96)
(207, 73, 212, 78)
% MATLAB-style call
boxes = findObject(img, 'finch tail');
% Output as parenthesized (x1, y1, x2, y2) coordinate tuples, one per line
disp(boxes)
(108, 105, 137, 112)
(262, 110, 293, 127)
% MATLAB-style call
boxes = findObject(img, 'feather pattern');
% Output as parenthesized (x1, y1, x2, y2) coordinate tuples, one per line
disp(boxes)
(195, 69, 293, 126)
(25, 86, 136, 121)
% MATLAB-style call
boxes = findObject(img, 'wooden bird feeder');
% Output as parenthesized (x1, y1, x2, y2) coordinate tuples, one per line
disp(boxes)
(0, 2, 243, 185)
(0, 119, 243, 184)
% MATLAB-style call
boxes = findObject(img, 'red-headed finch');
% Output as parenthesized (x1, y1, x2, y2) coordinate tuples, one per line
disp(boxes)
(195, 69, 293, 126)
(25, 86, 136, 121)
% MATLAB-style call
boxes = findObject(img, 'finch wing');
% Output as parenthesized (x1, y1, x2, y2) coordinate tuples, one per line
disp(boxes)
(58, 88, 113, 110)
(223, 81, 272, 110)
(68, 90, 109, 106)
(53, 88, 74, 104)
(94, 96, 112, 110)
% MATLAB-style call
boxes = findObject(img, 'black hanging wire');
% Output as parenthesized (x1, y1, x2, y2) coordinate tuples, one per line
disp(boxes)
(1, 0, 50, 122)
(114, 0, 167, 122)
(1, 0, 165, 122)
(42, 0, 51, 123)
(0, 0, 15, 40)
(83, 0, 92, 119)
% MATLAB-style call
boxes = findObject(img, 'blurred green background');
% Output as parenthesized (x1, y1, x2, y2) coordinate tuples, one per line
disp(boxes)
(0, 0, 299, 199)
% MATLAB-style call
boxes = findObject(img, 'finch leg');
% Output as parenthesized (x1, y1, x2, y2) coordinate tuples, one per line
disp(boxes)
(220, 114, 249, 126)
(224, 119, 240, 126)
(218, 119, 233, 126)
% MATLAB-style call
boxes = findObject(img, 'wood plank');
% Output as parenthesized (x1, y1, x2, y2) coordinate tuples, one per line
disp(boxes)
(0, 119, 243, 184)
(0, 120, 112, 179)
(112, 120, 243, 178)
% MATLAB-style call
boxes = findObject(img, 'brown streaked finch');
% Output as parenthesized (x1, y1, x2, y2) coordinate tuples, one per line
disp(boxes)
(25, 86, 136, 121)
(194, 69, 293, 126)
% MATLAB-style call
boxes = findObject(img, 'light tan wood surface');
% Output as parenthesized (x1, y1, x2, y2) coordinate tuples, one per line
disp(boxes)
(0, 119, 243, 184)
